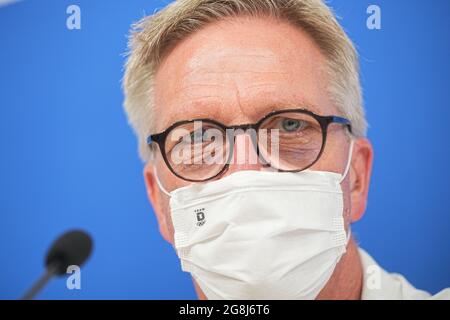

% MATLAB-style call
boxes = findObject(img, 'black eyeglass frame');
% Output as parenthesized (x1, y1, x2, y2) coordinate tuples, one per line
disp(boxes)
(147, 108, 352, 182)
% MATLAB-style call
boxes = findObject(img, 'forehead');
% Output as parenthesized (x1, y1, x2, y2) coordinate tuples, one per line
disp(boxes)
(154, 16, 336, 132)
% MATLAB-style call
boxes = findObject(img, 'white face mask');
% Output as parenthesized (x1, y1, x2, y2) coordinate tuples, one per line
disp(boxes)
(154, 141, 354, 300)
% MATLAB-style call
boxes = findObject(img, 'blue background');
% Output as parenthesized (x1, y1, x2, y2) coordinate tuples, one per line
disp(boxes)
(0, 0, 449, 299)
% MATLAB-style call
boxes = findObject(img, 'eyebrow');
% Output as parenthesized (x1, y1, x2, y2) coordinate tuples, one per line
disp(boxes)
(252, 100, 322, 120)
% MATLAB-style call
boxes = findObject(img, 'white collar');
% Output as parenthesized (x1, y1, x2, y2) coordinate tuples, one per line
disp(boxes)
(358, 247, 435, 300)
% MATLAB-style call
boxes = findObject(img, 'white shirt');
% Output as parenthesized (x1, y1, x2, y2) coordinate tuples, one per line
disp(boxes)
(359, 248, 450, 300)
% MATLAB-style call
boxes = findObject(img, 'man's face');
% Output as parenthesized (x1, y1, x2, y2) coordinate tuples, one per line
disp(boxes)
(145, 17, 371, 253)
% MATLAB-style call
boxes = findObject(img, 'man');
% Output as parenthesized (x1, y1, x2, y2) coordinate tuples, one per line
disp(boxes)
(123, 0, 449, 299)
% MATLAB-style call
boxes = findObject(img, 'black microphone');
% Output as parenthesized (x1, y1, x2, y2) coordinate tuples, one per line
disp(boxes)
(21, 230, 93, 300)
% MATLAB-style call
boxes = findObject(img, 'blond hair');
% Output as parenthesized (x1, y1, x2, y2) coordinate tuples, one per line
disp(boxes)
(123, 0, 367, 162)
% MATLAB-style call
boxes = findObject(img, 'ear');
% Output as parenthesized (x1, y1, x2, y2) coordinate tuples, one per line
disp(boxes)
(143, 163, 172, 243)
(349, 138, 374, 222)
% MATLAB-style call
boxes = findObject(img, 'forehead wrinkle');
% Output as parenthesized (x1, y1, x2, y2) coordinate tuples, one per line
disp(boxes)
(186, 46, 282, 69)
(184, 47, 288, 83)
(191, 70, 290, 75)
(177, 83, 230, 91)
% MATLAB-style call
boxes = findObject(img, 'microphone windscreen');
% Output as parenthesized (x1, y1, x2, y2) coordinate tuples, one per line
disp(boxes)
(45, 230, 93, 275)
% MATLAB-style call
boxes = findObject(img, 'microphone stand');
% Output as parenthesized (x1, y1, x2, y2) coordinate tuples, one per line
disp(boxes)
(21, 262, 60, 300)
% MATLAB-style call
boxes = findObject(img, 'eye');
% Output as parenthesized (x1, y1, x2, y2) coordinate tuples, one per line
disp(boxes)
(188, 128, 219, 145)
(280, 118, 308, 132)
(190, 129, 204, 142)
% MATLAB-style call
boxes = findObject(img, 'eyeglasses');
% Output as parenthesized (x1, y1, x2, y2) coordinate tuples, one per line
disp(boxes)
(147, 108, 352, 182)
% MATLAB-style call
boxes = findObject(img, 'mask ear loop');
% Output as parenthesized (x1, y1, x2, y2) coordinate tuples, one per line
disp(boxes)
(338, 139, 354, 184)
(153, 166, 172, 197)
(346, 226, 352, 244)
(339, 138, 355, 245)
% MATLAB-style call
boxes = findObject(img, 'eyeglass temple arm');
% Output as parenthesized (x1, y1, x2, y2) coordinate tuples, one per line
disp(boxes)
(330, 116, 352, 134)
(147, 133, 164, 145)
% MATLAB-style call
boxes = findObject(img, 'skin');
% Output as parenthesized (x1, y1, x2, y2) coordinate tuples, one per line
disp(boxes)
(143, 16, 374, 300)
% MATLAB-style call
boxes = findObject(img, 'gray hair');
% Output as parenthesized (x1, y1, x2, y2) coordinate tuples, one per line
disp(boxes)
(123, 0, 367, 162)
